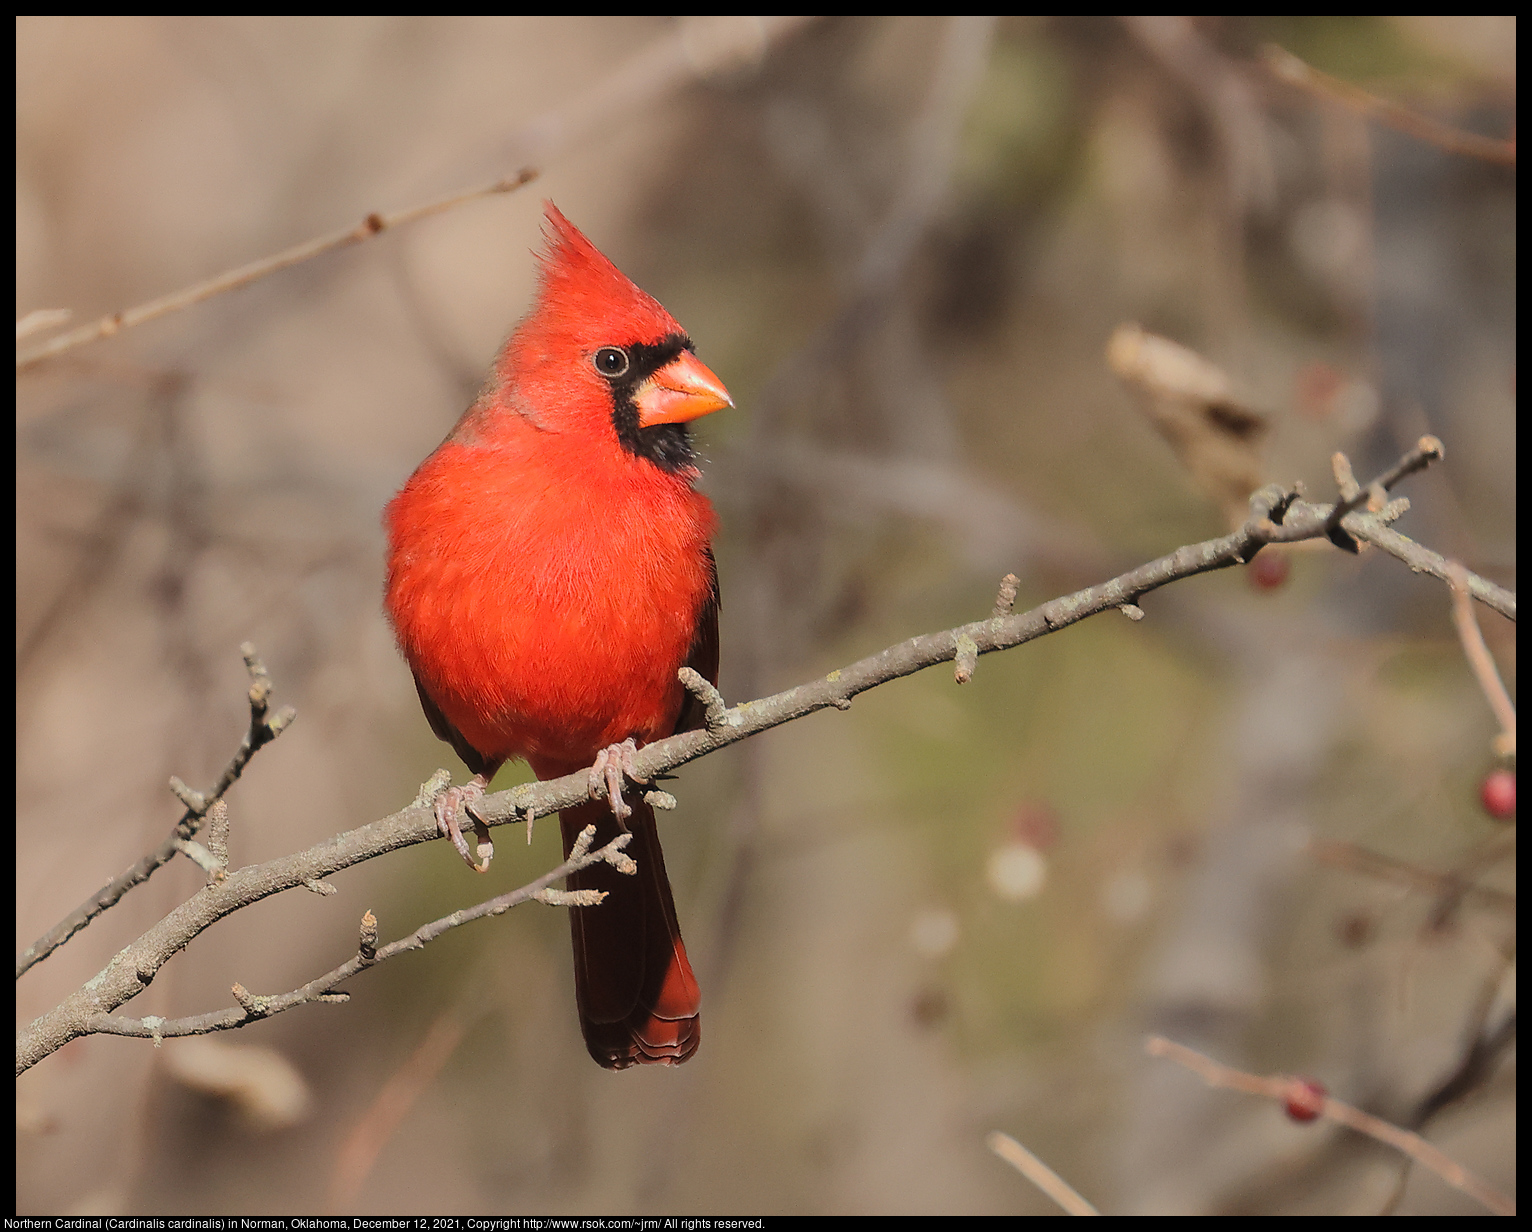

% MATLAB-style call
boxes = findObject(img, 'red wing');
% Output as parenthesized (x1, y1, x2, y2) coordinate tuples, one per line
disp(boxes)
(412, 674, 503, 781)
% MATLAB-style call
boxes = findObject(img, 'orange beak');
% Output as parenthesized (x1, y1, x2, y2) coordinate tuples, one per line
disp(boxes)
(634, 350, 733, 428)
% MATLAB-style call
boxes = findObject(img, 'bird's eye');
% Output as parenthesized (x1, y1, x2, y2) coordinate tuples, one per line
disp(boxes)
(593, 347, 630, 378)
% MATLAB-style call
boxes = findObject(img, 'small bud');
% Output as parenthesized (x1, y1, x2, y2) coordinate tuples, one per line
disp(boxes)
(231, 983, 263, 1016)
(992, 573, 1020, 618)
(954, 634, 979, 685)
(359, 910, 378, 962)
(569, 824, 597, 860)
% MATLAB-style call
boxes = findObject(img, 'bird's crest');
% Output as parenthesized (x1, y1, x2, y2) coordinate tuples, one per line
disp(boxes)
(532, 203, 683, 347)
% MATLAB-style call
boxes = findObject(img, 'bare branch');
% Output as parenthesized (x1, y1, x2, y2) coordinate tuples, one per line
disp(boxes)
(1416, 1006, 1517, 1126)
(1447, 566, 1516, 756)
(1331, 451, 1361, 503)
(201, 800, 231, 881)
(15, 17, 819, 374)
(1343, 518, 1515, 621)
(678, 666, 735, 733)
(1263, 44, 1517, 166)
(1324, 437, 1443, 536)
(1146, 1036, 1516, 1216)
(1308, 838, 1515, 916)
(16, 308, 71, 340)
(15, 172, 539, 371)
(17, 441, 1515, 1072)
(987, 1130, 1101, 1216)
(16, 644, 295, 978)
(71, 832, 631, 1050)
(326, 1006, 473, 1212)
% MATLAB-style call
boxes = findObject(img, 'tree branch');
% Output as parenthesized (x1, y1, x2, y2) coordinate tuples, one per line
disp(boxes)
(1447, 565, 1517, 755)
(16, 643, 295, 979)
(1262, 44, 1517, 167)
(987, 1130, 1101, 1216)
(1145, 1035, 1516, 1216)
(14, 16, 818, 373)
(17, 440, 1515, 1073)
(14, 172, 538, 371)
(1345, 518, 1514, 621)
(79, 827, 631, 1045)
(1308, 837, 1515, 917)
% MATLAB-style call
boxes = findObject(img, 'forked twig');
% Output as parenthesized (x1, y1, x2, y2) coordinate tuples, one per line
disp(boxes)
(16, 644, 295, 978)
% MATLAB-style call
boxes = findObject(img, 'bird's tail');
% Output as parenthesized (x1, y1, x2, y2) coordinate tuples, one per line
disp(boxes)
(559, 795, 701, 1068)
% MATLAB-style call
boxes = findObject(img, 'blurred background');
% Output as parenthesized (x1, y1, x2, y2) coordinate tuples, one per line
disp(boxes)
(16, 15, 1515, 1216)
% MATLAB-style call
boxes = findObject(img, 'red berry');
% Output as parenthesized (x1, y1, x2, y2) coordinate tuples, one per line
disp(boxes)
(1248, 550, 1290, 591)
(1282, 1077, 1327, 1123)
(1480, 769, 1516, 820)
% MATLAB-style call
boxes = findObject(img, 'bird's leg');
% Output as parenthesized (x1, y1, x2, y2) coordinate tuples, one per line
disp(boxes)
(588, 738, 647, 826)
(434, 773, 493, 873)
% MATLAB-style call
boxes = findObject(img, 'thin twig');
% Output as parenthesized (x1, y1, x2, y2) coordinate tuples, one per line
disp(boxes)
(1344, 518, 1515, 621)
(327, 1008, 470, 1213)
(987, 1131, 1100, 1216)
(1308, 837, 1515, 916)
(15, 172, 538, 372)
(1423, 834, 1518, 934)
(1447, 565, 1516, 756)
(678, 666, 735, 734)
(16, 644, 295, 978)
(16, 308, 71, 340)
(15, 16, 819, 374)
(1124, 17, 1277, 213)
(1146, 1036, 1516, 1216)
(1325, 438, 1443, 535)
(1416, 1006, 1517, 1125)
(79, 829, 631, 1044)
(1263, 44, 1516, 166)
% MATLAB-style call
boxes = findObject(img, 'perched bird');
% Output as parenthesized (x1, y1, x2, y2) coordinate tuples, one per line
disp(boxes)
(384, 203, 731, 1068)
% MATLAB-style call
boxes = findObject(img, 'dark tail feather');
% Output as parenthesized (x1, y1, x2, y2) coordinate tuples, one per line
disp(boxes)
(559, 796, 701, 1068)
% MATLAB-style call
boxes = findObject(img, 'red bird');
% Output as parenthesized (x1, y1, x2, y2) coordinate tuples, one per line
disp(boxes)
(384, 203, 731, 1068)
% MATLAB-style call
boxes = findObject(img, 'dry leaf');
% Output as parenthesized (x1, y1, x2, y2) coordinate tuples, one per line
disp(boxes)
(162, 1037, 312, 1130)
(1107, 323, 1269, 525)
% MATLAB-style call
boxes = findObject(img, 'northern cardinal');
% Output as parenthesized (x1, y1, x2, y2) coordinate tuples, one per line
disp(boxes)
(384, 203, 731, 1068)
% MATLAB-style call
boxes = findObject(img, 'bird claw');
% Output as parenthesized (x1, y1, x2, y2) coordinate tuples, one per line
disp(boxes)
(434, 773, 493, 872)
(588, 738, 647, 826)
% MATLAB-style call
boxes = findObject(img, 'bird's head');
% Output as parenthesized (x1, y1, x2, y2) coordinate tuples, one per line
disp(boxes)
(481, 202, 733, 473)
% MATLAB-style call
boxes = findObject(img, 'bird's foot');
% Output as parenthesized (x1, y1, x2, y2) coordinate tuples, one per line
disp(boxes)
(434, 773, 493, 872)
(588, 739, 647, 825)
